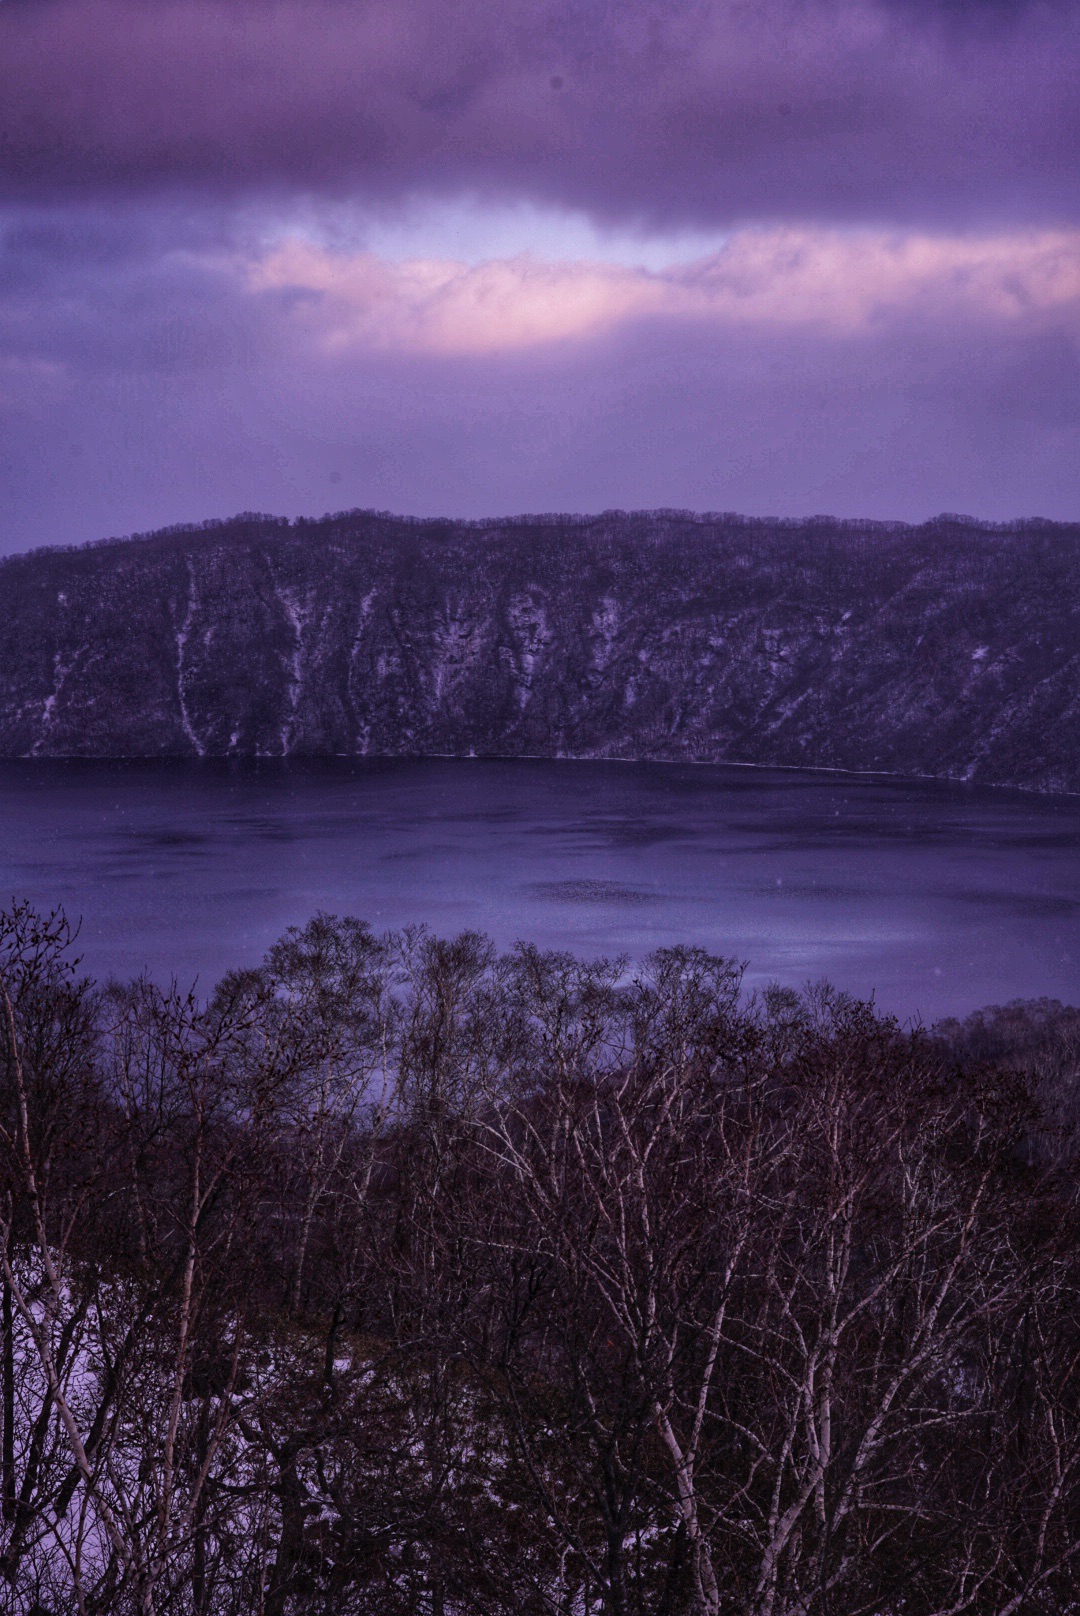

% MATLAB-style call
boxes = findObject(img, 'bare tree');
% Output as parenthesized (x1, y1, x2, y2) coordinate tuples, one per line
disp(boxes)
(2, 906, 1079, 1614)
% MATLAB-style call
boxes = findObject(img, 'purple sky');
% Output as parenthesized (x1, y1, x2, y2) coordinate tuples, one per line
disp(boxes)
(2, 0, 1078, 552)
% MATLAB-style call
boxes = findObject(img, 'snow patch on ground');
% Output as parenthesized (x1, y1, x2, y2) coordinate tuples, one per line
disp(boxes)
(175, 567, 205, 758)
(347, 589, 379, 751)
(590, 595, 620, 673)
(277, 585, 308, 754)
(431, 614, 484, 704)
(31, 650, 73, 754)
(507, 594, 553, 708)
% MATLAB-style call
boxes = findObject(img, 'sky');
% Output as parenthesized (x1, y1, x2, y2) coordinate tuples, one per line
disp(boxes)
(1, 0, 1079, 553)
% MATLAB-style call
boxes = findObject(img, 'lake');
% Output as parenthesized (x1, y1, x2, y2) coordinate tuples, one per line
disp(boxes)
(0, 757, 1077, 1022)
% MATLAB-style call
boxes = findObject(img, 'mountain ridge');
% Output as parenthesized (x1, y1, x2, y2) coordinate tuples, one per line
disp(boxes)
(1, 507, 1077, 792)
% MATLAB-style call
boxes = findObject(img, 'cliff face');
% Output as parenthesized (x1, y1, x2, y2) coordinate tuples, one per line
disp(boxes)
(0, 509, 1077, 791)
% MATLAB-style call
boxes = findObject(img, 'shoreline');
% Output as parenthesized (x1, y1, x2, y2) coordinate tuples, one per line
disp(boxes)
(0, 749, 1075, 803)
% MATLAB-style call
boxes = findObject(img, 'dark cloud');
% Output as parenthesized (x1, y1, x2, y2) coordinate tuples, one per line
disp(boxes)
(0, 0, 1078, 226)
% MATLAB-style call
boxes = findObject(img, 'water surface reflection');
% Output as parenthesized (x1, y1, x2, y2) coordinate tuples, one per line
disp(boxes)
(0, 758, 1076, 1021)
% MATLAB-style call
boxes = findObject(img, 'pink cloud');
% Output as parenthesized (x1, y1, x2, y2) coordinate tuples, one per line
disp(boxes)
(247, 229, 1080, 356)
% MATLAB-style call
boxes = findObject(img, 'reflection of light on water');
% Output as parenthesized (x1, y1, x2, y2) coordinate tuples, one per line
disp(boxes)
(524, 879, 660, 906)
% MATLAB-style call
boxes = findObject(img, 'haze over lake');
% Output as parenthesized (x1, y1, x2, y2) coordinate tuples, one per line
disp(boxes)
(1, 758, 1076, 1022)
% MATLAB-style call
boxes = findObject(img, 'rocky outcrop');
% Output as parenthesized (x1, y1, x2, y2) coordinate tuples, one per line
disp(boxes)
(0, 508, 1077, 791)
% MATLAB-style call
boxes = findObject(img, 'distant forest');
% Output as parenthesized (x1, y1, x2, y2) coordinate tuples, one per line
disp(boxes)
(2, 904, 1080, 1614)
(2, 508, 1079, 792)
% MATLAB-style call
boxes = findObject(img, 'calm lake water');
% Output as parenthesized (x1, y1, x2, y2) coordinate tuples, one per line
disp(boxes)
(0, 758, 1077, 1022)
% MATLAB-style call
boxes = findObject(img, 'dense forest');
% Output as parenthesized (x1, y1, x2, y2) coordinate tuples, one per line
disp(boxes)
(2, 904, 1079, 1615)
(2, 509, 1079, 792)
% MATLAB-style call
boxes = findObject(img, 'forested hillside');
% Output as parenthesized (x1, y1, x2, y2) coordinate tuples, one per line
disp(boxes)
(0, 509, 1077, 791)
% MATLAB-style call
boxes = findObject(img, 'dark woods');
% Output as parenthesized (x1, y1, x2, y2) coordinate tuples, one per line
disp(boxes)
(1, 904, 1079, 1616)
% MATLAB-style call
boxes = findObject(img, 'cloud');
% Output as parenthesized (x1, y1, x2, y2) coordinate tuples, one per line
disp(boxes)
(2, 4, 1076, 553)
(1, 200, 1078, 553)
(247, 229, 1080, 355)
(1, 0, 1078, 227)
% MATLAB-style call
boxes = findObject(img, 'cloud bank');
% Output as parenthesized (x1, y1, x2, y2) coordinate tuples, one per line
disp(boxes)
(2, 0, 1078, 227)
